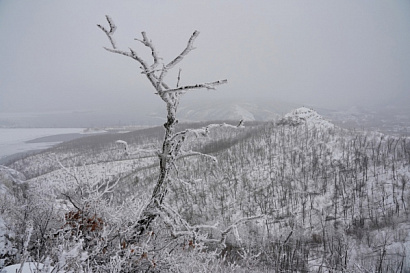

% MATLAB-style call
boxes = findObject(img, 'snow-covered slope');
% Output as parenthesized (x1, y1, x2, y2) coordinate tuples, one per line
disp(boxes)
(1, 115, 409, 272)
(0, 166, 26, 194)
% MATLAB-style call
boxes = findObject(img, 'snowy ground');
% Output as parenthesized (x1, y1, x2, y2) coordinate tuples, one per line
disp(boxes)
(1, 108, 409, 272)
(1, 262, 53, 273)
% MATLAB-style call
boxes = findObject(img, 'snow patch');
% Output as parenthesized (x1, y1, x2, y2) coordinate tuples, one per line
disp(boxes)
(1, 262, 53, 273)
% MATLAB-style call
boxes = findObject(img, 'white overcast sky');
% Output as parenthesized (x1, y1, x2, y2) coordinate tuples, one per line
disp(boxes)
(0, 0, 409, 114)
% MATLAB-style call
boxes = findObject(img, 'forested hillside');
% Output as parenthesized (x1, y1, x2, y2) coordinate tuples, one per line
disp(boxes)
(1, 108, 409, 272)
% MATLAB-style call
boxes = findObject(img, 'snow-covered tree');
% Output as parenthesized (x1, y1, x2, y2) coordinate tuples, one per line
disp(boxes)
(98, 15, 231, 237)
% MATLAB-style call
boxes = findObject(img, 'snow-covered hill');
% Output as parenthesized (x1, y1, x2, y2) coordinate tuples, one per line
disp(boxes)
(1, 108, 409, 272)
(277, 107, 334, 129)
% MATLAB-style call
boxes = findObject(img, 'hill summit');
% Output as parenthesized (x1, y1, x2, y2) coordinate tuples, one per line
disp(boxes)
(277, 107, 334, 129)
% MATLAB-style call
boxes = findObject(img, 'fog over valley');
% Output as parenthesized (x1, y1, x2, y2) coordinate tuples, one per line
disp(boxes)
(1, 0, 409, 130)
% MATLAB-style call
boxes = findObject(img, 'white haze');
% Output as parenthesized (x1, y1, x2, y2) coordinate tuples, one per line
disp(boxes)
(0, 0, 409, 126)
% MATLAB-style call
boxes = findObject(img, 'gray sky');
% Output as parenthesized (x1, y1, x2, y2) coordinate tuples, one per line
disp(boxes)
(1, 0, 409, 116)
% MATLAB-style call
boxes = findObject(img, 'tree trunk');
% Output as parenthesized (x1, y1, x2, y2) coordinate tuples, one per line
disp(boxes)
(136, 100, 178, 235)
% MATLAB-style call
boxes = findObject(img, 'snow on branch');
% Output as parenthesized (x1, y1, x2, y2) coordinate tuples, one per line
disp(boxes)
(158, 79, 228, 94)
(166, 31, 199, 70)
(172, 120, 244, 141)
(97, 15, 117, 49)
(176, 68, 182, 88)
(219, 215, 265, 239)
(135, 32, 161, 72)
(206, 120, 245, 130)
(98, 17, 159, 89)
(159, 202, 264, 245)
(155, 31, 200, 89)
(103, 47, 151, 75)
(98, 176, 121, 196)
(99, 16, 227, 99)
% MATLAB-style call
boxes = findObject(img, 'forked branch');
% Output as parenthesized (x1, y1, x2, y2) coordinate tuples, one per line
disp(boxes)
(135, 32, 161, 72)
(156, 31, 200, 89)
(97, 15, 117, 49)
(98, 16, 226, 96)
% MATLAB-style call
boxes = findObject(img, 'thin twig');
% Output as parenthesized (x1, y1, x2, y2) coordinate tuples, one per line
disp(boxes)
(158, 79, 227, 94)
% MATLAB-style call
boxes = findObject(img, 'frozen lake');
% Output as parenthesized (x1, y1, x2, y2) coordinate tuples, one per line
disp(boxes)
(0, 128, 85, 162)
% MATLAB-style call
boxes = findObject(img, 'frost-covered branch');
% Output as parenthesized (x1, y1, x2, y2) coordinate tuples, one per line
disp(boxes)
(104, 47, 154, 85)
(220, 215, 265, 239)
(172, 121, 244, 141)
(18, 220, 34, 273)
(99, 177, 120, 196)
(57, 159, 81, 187)
(167, 31, 199, 70)
(61, 193, 81, 211)
(98, 16, 226, 97)
(97, 15, 117, 49)
(176, 68, 182, 88)
(176, 150, 218, 163)
(135, 32, 161, 72)
(156, 31, 199, 89)
(98, 18, 158, 90)
(160, 202, 264, 245)
(159, 79, 228, 94)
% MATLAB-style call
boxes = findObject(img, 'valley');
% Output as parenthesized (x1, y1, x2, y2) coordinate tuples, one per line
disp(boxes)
(1, 107, 409, 272)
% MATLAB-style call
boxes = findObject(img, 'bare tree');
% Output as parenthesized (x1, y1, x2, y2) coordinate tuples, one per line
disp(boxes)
(98, 16, 228, 237)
